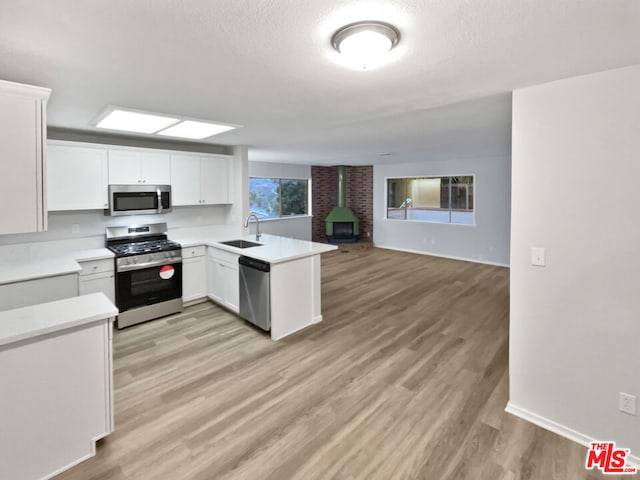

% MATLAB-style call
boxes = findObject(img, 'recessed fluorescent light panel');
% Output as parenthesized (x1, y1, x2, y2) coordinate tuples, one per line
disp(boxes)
(96, 108, 179, 134)
(157, 120, 236, 139)
(93, 106, 238, 139)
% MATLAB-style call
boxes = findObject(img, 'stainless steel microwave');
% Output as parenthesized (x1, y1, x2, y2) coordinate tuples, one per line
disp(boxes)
(107, 185, 172, 216)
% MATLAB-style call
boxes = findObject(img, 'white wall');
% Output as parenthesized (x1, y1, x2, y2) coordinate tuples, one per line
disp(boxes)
(373, 156, 511, 265)
(249, 161, 310, 180)
(509, 64, 640, 460)
(247, 161, 312, 241)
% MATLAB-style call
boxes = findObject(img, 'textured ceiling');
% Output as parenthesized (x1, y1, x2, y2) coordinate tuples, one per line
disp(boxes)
(0, 0, 638, 165)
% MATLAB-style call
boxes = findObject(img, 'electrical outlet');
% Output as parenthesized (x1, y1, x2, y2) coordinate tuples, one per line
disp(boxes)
(619, 392, 637, 415)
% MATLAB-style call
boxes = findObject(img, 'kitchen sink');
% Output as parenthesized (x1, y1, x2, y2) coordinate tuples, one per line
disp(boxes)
(219, 239, 263, 249)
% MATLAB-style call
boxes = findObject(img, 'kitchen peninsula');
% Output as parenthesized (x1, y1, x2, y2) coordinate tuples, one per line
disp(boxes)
(180, 234, 338, 340)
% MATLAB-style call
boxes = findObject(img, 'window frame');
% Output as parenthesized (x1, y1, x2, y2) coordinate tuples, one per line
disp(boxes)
(248, 176, 312, 220)
(384, 174, 476, 226)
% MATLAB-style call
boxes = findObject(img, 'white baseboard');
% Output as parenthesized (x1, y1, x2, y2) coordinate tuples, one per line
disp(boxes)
(505, 402, 640, 467)
(312, 314, 323, 324)
(374, 244, 510, 267)
(183, 297, 209, 308)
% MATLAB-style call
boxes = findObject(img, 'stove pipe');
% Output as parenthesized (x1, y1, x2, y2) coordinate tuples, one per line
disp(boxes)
(337, 165, 347, 208)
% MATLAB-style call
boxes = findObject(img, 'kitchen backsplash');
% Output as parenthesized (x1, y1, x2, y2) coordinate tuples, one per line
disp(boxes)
(0, 205, 231, 249)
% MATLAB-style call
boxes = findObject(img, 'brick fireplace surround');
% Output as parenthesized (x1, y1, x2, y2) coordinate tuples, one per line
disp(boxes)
(311, 165, 373, 243)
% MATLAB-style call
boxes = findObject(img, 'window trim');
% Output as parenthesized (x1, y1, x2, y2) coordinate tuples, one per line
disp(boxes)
(249, 176, 312, 219)
(384, 174, 476, 226)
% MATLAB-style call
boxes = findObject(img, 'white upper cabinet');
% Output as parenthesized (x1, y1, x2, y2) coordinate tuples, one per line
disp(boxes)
(0, 80, 50, 235)
(44, 140, 234, 212)
(108, 150, 170, 185)
(171, 153, 232, 206)
(170, 154, 202, 206)
(201, 155, 230, 205)
(140, 152, 171, 184)
(47, 144, 109, 211)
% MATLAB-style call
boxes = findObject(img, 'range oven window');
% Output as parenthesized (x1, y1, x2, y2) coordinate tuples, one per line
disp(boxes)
(116, 263, 182, 312)
(113, 192, 159, 212)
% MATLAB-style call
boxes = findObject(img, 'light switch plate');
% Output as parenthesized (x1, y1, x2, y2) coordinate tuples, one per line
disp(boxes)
(531, 247, 545, 266)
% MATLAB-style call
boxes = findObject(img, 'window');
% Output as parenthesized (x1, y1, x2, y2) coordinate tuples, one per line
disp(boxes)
(249, 177, 309, 219)
(387, 176, 474, 224)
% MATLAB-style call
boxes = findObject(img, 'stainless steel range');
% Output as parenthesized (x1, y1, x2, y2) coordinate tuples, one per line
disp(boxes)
(106, 222, 183, 328)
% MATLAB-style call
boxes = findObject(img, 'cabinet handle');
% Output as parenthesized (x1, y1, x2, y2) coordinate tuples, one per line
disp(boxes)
(142, 179, 146, 183)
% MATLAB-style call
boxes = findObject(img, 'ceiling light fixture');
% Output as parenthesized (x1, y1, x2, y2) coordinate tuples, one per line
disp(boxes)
(93, 106, 239, 139)
(157, 120, 236, 140)
(95, 108, 179, 134)
(332, 21, 400, 70)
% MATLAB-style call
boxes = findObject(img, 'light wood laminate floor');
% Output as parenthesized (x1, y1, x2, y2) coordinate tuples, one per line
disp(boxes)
(55, 248, 625, 480)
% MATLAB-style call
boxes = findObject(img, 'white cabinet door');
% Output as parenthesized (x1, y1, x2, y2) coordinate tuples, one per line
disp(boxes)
(140, 152, 170, 184)
(0, 82, 48, 235)
(48, 145, 109, 211)
(78, 271, 115, 304)
(207, 257, 225, 304)
(183, 255, 206, 302)
(223, 263, 239, 313)
(108, 150, 141, 184)
(201, 155, 229, 205)
(171, 154, 202, 205)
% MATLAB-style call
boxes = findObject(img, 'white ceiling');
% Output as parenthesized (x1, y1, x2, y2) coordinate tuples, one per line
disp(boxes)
(0, 0, 638, 165)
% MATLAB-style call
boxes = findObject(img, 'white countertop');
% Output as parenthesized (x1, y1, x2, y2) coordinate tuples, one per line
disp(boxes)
(211, 234, 337, 263)
(0, 248, 114, 285)
(173, 234, 338, 263)
(0, 293, 118, 347)
(0, 234, 334, 285)
(0, 256, 82, 285)
(74, 248, 114, 262)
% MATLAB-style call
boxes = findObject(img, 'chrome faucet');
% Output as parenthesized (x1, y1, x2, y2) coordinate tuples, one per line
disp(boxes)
(244, 213, 261, 241)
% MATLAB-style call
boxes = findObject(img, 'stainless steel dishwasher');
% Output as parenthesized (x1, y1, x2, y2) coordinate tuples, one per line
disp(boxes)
(238, 256, 271, 331)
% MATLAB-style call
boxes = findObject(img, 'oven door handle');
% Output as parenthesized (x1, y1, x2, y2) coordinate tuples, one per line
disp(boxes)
(117, 257, 182, 273)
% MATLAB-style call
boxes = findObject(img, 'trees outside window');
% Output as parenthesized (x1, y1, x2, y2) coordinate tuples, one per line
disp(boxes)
(249, 178, 309, 218)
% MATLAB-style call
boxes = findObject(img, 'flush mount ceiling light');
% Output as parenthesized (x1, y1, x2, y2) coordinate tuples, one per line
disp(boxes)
(332, 21, 400, 70)
(96, 108, 178, 134)
(94, 106, 239, 139)
(156, 120, 236, 139)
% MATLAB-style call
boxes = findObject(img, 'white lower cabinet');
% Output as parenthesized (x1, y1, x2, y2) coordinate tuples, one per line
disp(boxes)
(78, 259, 115, 305)
(182, 246, 207, 302)
(207, 247, 239, 313)
(0, 274, 78, 311)
(223, 263, 239, 312)
(0, 312, 114, 480)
